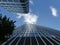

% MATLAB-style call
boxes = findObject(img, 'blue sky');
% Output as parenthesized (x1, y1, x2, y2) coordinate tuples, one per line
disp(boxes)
(0, 0, 60, 30)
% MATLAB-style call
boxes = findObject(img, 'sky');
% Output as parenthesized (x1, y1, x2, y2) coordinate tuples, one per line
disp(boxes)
(0, 0, 60, 30)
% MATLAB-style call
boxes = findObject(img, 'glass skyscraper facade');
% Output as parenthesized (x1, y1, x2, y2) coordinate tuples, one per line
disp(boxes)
(0, 0, 29, 13)
(2, 24, 60, 45)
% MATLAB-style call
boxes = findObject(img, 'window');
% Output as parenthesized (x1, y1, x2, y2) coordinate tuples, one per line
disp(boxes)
(0, 0, 1, 1)
(2, 0, 7, 1)
(14, 0, 19, 2)
(8, 0, 13, 2)
(19, 0, 28, 2)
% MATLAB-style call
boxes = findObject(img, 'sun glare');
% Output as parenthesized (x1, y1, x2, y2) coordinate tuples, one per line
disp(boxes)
(22, 13, 38, 24)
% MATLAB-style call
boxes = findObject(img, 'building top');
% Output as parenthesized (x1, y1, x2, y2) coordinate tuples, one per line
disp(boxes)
(0, 0, 29, 13)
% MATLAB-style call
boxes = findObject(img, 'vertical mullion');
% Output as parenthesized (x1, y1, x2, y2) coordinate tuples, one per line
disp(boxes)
(16, 33, 24, 45)
(34, 33, 39, 45)
(9, 33, 20, 45)
(37, 32, 47, 45)
(30, 37, 32, 45)
(40, 30, 54, 45)
(2, 34, 18, 45)
(32, 28, 39, 45)
(23, 37, 26, 45)
(44, 30, 60, 45)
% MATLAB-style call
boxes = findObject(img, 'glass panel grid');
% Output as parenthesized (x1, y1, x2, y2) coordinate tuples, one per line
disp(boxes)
(0, 0, 29, 13)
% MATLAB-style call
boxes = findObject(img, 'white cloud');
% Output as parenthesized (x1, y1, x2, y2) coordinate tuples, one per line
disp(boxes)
(23, 13, 38, 24)
(16, 0, 38, 24)
(29, 0, 33, 4)
(16, 13, 38, 24)
(50, 6, 58, 17)
(16, 13, 22, 19)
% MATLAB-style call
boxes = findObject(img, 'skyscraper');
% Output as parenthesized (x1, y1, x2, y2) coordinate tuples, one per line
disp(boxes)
(0, 0, 29, 13)
(2, 24, 60, 45)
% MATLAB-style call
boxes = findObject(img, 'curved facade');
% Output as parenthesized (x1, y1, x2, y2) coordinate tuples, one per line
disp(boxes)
(2, 24, 60, 45)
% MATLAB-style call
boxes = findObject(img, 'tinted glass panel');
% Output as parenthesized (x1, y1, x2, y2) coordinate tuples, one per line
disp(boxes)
(0, 0, 29, 13)
(2, 0, 7, 1)
(14, 0, 19, 2)
(0, 0, 1, 1)
(20, 0, 28, 2)
(8, 0, 13, 2)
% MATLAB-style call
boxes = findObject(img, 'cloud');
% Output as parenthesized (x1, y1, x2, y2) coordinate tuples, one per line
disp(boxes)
(50, 6, 58, 16)
(29, 0, 33, 4)
(16, 0, 38, 24)
(16, 13, 38, 24)
(23, 13, 38, 24)
(16, 13, 22, 19)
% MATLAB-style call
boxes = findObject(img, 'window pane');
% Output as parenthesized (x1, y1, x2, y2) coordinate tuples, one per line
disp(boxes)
(20, 0, 28, 2)
(14, 0, 19, 2)
(8, 0, 13, 2)
(0, 0, 1, 1)
(2, 0, 7, 1)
